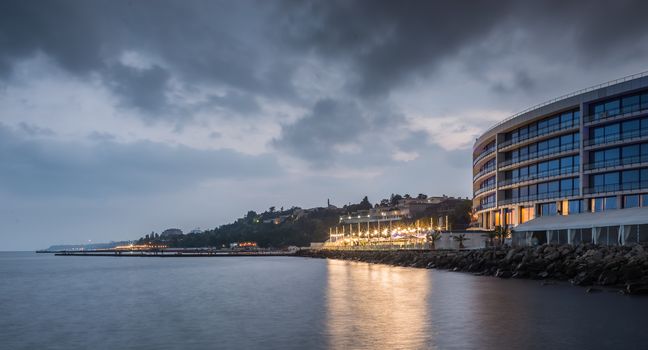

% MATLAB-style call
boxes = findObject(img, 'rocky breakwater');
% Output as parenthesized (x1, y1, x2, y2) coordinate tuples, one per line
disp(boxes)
(297, 244, 648, 295)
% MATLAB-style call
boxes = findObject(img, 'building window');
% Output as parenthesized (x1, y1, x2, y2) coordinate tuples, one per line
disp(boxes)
(505, 209, 515, 225)
(622, 169, 640, 190)
(539, 202, 557, 216)
(568, 200, 582, 214)
(622, 95, 641, 114)
(560, 200, 569, 215)
(624, 195, 640, 208)
(520, 206, 535, 223)
(605, 196, 618, 210)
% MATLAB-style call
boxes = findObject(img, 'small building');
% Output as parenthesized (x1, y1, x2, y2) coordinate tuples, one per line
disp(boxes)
(230, 242, 258, 250)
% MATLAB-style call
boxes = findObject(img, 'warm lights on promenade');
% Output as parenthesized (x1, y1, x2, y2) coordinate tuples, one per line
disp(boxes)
(326, 224, 436, 247)
(114, 243, 168, 250)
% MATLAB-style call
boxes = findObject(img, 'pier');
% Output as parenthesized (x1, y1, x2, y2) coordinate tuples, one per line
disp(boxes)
(54, 248, 296, 257)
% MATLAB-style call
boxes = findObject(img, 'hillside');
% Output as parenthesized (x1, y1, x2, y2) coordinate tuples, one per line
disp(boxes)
(136, 195, 472, 248)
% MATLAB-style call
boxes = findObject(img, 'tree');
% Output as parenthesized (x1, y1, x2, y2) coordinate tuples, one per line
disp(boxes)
(427, 232, 442, 250)
(269, 206, 276, 213)
(417, 193, 428, 200)
(494, 225, 510, 246)
(482, 230, 498, 248)
(453, 234, 469, 249)
(390, 194, 403, 205)
(380, 199, 390, 207)
(358, 196, 372, 210)
(404, 194, 411, 199)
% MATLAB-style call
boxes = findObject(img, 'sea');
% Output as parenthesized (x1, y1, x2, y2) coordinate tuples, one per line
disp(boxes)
(1, 251, 647, 349)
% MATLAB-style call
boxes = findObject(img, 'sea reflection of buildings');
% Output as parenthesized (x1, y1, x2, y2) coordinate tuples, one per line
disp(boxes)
(324, 259, 430, 349)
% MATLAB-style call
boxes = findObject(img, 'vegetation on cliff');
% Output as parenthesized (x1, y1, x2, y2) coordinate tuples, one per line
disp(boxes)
(136, 195, 472, 248)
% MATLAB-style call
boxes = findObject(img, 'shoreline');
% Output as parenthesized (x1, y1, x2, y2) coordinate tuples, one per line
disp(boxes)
(296, 244, 648, 295)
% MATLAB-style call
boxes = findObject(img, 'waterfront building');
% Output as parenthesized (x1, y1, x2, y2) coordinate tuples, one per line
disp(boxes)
(473, 71, 648, 243)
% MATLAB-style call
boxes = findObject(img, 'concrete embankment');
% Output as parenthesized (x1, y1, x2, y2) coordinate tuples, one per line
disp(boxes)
(296, 244, 648, 295)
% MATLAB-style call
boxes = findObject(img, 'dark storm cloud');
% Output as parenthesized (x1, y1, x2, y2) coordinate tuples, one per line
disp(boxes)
(0, 0, 292, 118)
(0, 123, 282, 197)
(105, 63, 172, 115)
(490, 71, 536, 95)
(272, 97, 415, 167)
(273, 99, 367, 162)
(2, 0, 648, 118)
(278, 0, 648, 96)
(278, 0, 514, 96)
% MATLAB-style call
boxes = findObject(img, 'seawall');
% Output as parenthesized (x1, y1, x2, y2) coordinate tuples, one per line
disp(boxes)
(296, 244, 648, 295)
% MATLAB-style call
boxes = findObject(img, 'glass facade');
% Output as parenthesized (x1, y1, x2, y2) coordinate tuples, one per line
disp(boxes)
(589, 196, 618, 212)
(588, 167, 648, 193)
(502, 109, 579, 147)
(589, 91, 648, 122)
(500, 132, 579, 167)
(502, 177, 579, 205)
(539, 202, 557, 216)
(501, 155, 578, 185)
(568, 199, 582, 214)
(588, 117, 648, 146)
(587, 142, 648, 170)
(473, 78, 648, 231)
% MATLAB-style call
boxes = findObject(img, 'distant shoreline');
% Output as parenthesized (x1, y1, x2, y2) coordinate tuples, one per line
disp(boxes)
(53, 251, 295, 257)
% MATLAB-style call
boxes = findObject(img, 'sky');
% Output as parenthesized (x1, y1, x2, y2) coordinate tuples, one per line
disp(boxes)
(2, 0, 648, 250)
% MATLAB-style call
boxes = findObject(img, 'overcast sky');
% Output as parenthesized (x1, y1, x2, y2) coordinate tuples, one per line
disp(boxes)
(3, 0, 648, 250)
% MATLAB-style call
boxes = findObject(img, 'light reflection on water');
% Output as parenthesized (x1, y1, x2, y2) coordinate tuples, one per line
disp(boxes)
(325, 260, 429, 349)
(1, 252, 648, 350)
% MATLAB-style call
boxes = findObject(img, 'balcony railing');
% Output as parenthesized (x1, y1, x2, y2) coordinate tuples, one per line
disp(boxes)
(584, 128, 648, 147)
(473, 146, 496, 165)
(584, 154, 648, 171)
(498, 166, 579, 187)
(473, 166, 495, 181)
(498, 141, 580, 168)
(584, 103, 648, 124)
(474, 184, 495, 196)
(498, 120, 579, 149)
(498, 189, 580, 206)
(584, 181, 648, 195)
(475, 202, 496, 211)
(481, 70, 648, 137)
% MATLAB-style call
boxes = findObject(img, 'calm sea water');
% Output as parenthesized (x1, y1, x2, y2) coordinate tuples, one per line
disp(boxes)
(1, 252, 647, 350)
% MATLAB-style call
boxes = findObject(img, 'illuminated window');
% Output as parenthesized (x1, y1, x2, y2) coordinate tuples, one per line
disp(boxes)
(560, 200, 569, 215)
(520, 206, 535, 223)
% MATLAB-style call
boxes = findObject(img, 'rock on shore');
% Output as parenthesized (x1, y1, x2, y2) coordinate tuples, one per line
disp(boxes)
(296, 244, 648, 295)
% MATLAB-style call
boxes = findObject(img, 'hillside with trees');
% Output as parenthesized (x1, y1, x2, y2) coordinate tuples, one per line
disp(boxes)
(136, 195, 472, 248)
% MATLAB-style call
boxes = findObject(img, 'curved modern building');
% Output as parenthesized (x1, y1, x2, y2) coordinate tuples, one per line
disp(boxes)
(473, 72, 648, 231)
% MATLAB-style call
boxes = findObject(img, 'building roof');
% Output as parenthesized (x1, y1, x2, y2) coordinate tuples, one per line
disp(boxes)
(514, 206, 648, 232)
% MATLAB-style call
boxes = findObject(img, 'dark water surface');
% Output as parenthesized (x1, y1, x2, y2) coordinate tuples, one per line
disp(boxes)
(1, 252, 647, 350)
